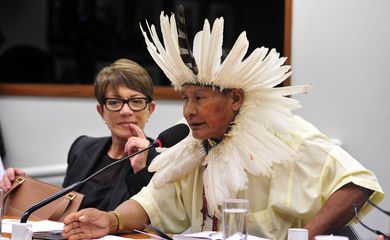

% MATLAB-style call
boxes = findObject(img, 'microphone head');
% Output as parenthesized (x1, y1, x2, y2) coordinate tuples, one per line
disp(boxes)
(155, 123, 190, 148)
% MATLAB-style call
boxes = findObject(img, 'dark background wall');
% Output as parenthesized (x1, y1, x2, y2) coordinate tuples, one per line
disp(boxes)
(0, 0, 284, 85)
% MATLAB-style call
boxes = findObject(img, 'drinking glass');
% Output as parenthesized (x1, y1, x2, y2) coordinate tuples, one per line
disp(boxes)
(222, 199, 249, 240)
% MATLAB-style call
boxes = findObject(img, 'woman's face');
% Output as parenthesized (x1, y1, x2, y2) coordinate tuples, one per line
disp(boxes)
(97, 85, 155, 141)
(181, 85, 244, 141)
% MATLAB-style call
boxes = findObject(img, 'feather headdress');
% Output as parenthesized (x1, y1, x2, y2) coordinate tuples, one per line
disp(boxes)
(140, 11, 310, 217)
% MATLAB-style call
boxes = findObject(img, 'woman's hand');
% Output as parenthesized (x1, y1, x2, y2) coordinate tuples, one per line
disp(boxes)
(0, 167, 26, 191)
(378, 234, 390, 240)
(125, 123, 150, 173)
(63, 208, 114, 240)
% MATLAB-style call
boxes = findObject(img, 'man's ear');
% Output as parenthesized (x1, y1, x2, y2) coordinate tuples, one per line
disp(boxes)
(231, 88, 245, 111)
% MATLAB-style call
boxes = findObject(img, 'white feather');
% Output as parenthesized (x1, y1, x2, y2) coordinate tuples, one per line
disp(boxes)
(215, 32, 249, 87)
(149, 136, 204, 188)
(206, 18, 224, 79)
(139, 12, 195, 86)
(192, 31, 203, 66)
(198, 20, 211, 82)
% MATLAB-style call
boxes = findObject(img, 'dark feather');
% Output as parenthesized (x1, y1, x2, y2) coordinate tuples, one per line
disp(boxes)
(175, 4, 198, 74)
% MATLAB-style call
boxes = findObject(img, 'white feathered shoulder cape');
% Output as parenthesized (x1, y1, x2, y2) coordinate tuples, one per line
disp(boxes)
(148, 103, 302, 217)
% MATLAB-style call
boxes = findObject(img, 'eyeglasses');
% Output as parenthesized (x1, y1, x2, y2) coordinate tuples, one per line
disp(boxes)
(103, 97, 151, 112)
(362, 188, 390, 217)
(353, 204, 389, 239)
(353, 188, 390, 240)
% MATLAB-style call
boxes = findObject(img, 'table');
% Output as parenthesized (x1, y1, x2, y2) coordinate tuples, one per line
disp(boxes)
(1, 230, 151, 239)
(1, 216, 153, 239)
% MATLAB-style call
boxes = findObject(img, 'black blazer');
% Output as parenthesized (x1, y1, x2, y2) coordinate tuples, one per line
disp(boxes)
(63, 136, 158, 211)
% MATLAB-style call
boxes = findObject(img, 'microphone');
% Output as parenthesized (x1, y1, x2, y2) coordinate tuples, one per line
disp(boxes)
(20, 123, 190, 223)
(154, 123, 190, 148)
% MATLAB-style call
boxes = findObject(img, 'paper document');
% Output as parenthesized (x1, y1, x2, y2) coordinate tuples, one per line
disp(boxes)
(98, 236, 135, 240)
(173, 231, 268, 240)
(2, 219, 63, 233)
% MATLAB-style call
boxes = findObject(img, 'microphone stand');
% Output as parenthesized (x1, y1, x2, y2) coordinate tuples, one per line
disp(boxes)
(20, 143, 157, 223)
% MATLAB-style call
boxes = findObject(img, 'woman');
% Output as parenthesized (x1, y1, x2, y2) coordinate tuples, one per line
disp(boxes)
(63, 12, 383, 240)
(0, 58, 157, 211)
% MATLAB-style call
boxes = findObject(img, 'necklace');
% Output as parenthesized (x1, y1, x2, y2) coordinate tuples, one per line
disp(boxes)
(201, 186, 219, 231)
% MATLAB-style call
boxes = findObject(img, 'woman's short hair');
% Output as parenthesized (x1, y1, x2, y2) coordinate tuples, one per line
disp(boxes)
(94, 58, 154, 104)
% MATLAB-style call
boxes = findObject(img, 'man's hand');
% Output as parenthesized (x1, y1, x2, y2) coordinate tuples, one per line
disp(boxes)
(63, 208, 114, 240)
